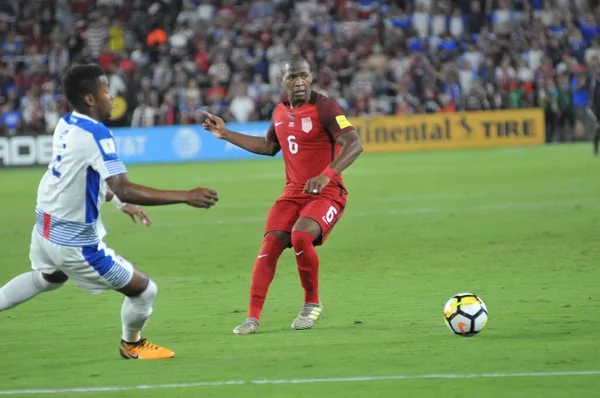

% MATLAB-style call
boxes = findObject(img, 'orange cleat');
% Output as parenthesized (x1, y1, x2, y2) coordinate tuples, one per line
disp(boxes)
(119, 338, 175, 360)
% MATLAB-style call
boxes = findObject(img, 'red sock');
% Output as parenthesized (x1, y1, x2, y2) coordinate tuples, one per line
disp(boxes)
(248, 234, 287, 320)
(291, 231, 320, 304)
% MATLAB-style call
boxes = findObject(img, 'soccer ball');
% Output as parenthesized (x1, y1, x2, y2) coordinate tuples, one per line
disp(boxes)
(443, 293, 488, 337)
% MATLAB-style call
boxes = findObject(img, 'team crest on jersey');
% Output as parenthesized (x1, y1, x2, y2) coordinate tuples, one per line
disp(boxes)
(301, 117, 312, 133)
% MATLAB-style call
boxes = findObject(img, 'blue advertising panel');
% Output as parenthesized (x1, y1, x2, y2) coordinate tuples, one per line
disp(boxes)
(111, 122, 279, 164)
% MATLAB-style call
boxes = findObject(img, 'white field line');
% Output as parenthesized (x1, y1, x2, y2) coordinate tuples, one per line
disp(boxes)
(156, 198, 600, 228)
(1, 197, 595, 233)
(185, 187, 592, 210)
(118, 187, 596, 214)
(193, 168, 426, 183)
(0, 370, 598, 395)
(0, 197, 596, 237)
(0, 188, 593, 219)
(126, 188, 592, 213)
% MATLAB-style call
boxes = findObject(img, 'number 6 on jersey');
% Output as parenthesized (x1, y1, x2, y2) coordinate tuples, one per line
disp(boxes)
(287, 135, 298, 154)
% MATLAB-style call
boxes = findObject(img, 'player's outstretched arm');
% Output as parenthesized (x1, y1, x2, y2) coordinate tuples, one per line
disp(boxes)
(203, 111, 280, 156)
(106, 173, 219, 208)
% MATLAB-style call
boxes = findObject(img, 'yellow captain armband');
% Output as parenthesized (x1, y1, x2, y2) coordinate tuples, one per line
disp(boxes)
(335, 115, 352, 129)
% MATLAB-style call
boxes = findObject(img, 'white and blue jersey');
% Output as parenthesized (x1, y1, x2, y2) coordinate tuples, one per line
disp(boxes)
(30, 111, 133, 294)
(35, 111, 126, 246)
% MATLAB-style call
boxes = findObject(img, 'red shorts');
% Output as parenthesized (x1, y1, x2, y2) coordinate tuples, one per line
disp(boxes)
(264, 187, 347, 246)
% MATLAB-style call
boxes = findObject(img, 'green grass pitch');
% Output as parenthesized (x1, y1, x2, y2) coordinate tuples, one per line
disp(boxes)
(0, 144, 599, 397)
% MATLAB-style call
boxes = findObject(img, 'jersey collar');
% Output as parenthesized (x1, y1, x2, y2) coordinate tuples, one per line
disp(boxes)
(283, 91, 319, 108)
(71, 111, 100, 124)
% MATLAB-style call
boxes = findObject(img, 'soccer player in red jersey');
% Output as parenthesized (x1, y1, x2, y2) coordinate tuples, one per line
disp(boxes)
(203, 55, 363, 334)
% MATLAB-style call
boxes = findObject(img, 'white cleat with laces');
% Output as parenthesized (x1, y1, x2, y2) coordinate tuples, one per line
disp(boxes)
(233, 318, 260, 335)
(291, 302, 323, 330)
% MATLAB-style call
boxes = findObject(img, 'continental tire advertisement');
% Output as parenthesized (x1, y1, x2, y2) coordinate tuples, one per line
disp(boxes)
(350, 109, 545, 153)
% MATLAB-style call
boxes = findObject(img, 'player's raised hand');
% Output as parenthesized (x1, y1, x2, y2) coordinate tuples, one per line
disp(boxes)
(120, 204, 153, 227)
(186, 187, 219, 208)
(203, 112, 227, 139)
(304, 174, 331, 195)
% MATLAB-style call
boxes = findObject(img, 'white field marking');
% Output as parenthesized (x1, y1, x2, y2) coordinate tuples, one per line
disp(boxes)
(0, 197, 596, 237)
(131, 187, 597, 214)
(0, 370, 599, 395)
(193, 168, 424, 184)
(151, 187, 595, 212)
(157, 198, 600, 228)
(196, 172, 284, 183)
(0, 188, 592, 219)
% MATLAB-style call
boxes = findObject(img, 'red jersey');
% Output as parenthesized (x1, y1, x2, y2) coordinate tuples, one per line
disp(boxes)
(267, 92, 354, 194)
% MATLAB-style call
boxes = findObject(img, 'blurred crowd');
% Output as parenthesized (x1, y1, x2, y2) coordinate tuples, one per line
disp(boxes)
(2, 0, 600, 142)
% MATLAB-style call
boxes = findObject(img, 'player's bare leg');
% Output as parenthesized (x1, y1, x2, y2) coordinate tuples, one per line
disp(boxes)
(117, 268, 174, 359)
(0, 271, 67, 311)
(290, 218, 324, 330)
(234, 231, 290, 335)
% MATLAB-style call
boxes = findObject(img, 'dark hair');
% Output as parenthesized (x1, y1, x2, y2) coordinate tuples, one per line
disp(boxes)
(281, 54, 310, 72)
(62, 64, 105, 109)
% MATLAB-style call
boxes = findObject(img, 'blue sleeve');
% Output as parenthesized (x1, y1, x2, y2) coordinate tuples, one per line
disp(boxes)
(90, 123, 119, 160)
(86, 122, 127, 178)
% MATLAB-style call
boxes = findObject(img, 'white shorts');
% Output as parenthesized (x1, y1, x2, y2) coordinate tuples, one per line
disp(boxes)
(29, 229, 134, 295)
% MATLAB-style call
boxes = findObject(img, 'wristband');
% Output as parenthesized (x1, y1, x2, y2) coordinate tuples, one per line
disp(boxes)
(322, 167, 336, 179)
(109, 194, 127, 210)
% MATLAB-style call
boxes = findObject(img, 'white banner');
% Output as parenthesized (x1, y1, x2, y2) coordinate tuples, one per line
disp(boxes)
(0, 135, 54, 167)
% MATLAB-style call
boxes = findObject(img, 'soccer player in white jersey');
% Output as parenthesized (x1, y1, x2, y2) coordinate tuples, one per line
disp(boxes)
(0, 64, 219, 360)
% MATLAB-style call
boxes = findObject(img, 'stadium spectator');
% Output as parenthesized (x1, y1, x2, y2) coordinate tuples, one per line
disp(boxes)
(572, 65, 590, 139)
(1, 100, 22, 136)
(131, 92, 156, 127)
(1, 0, 600, 144)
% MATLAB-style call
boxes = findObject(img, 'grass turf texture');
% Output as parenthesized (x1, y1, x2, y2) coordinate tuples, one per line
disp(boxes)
(0, 144, 599, 397)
